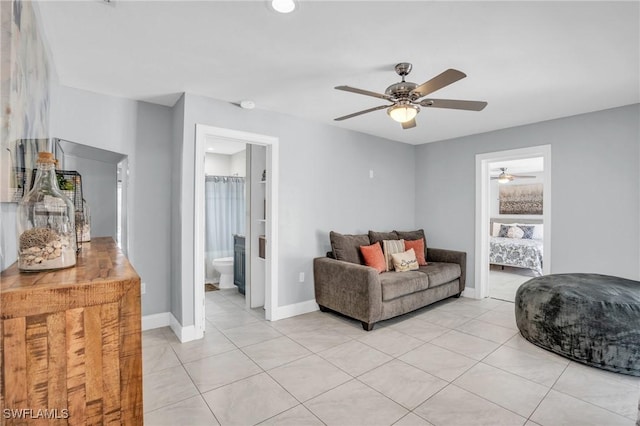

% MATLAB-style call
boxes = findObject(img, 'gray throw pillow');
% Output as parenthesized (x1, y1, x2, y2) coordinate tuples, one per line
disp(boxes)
(395, 229, 428, 255)
(368, 230, 399, 248)
(329, 231, 370, 265)
(498, 225, 510, 238)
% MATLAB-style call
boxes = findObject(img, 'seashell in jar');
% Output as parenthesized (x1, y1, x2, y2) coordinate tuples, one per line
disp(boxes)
(34, 257, 44, 264)
(46, 246, 54, 254)
(52, 241, 62, 249)
(53, 248, 61, 257)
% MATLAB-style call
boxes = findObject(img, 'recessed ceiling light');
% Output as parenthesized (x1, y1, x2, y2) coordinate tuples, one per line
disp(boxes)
(271, 0, 296, 14)
(240, 100, 256, 109)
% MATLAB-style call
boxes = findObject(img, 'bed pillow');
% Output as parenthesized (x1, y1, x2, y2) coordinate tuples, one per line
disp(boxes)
(404, 238, 427, 265)
(532, 224, 544, 240)
(360, 243, 386, 273)
(382, 239, 406, 271)
(498, 225, 510, 237)
(507, 226, 525, 239)
(518, 225, 535, 239)
(391, 249, 419, 272)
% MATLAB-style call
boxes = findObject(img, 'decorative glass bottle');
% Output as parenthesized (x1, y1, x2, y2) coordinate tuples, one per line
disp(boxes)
(17, 152, 77, 271)
(77, 198, 91, 243)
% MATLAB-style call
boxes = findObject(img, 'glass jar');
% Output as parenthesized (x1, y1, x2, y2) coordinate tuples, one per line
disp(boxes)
(17, 152, 77, 271)
(77, 198, 91, 243)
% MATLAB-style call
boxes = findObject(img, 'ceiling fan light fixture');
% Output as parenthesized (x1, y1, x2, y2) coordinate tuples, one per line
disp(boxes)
(497, 174, 510, 184)
(271, 0, 296, 13)
(387, 103, 418, 123)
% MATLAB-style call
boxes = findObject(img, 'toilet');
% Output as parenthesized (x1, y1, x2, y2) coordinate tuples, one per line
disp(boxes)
(212, 257, 235, 289)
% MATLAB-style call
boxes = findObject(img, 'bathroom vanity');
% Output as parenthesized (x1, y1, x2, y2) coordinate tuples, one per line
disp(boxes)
(234, 234, 246, 294)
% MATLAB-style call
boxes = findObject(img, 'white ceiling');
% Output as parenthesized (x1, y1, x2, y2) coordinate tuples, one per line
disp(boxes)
(204, 137, 246, 155)
(37, 1, 639, 145)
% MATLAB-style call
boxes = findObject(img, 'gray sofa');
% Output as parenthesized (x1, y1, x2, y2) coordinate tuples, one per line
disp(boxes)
(314, 230, 466, 331)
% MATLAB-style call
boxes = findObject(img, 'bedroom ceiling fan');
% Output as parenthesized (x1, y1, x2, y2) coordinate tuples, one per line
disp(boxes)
(491, 168, 536, 183)
(334, 62, 487, 129)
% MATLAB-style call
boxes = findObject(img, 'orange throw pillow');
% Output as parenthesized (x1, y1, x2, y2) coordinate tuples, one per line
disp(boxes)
(404, 238, 427, 265)
(360, 243, 386, 273)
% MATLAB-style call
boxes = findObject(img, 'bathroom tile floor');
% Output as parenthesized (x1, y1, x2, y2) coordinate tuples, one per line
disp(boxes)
(143, 289, 640, 426)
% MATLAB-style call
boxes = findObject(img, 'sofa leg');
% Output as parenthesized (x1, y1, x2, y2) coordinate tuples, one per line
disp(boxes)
(453, 292, 462, 298)
(361, 322, 374, 331)
(318, 305, 329, 312)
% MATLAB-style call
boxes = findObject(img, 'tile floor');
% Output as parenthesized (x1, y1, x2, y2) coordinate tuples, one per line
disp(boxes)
(142, 288, 640, 426)
(489, 265, 538, 302)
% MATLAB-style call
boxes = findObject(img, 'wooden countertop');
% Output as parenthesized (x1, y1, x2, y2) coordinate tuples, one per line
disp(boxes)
(0, 236, 143, 424)
(1, 237, 141, 319)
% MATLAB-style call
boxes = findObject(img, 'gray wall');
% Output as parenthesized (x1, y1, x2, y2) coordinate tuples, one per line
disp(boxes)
(175, 93, 416, 326)
(63, 156, 117, 240)
(50, 84, 173, 315)
(415, 104, 640, 289)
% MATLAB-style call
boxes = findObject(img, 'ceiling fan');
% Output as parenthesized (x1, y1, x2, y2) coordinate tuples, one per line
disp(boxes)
(334, 62, 487, 129)
(491, 168, 536, 183)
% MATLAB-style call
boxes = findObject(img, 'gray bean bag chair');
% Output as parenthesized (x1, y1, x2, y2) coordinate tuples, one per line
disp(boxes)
(515, 273, 640, 376)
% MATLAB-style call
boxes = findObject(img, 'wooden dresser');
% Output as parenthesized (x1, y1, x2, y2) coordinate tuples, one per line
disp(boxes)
(0, 237, 143, 425)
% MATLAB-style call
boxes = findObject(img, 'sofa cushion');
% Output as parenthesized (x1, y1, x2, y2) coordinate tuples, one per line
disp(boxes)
(369, 230, 399, 248)
(380, 271, 430, 301)
(330, 231, 370, 265)
(395, 229, 428, 256)
(382, 239, 405, 271)
(418, 262, 461, 288)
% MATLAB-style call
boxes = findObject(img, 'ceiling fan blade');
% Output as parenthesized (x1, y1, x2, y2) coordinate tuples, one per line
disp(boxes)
(419, 98, 488, 111)
(334, 104, 389, 121)
(335, 85, 393, 101)
(411, 69, 466, 99)
(511, 175, 536, 179)
(401, 119, 417, 129)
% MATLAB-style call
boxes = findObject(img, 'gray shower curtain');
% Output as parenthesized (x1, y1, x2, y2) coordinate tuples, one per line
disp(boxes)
(205, 176, 246, 278)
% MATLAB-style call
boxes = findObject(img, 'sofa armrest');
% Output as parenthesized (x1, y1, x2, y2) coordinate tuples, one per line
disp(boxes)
(313, 257, 382, 324)
(427, 248, 466, 293)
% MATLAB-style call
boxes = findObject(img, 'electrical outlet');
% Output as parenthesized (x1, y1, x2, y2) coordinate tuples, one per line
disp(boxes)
(141, 282, 146, 294)
(299, 272, 305, 282)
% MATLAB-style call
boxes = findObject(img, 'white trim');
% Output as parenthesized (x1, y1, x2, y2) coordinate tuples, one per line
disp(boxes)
(142, 312, 199, 343)
(142, 312, 171, 331)
(475, 145, 552, 299)
(461, 287, 477, 299)
(269, 299, 319, 322)
(170, 314, 199, 343)
(194, 125, 279, 328)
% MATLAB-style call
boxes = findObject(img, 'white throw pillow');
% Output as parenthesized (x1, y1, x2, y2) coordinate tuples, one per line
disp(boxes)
(391, 249, 419, 272)
(507, 226, 525, 239)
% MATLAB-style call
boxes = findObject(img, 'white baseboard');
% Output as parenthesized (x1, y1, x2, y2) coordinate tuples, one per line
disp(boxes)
(142, 312, 201, 343)
(270, 299, 319, 321)
(461, 287, 478, 299)
(142, 312, 171, 331)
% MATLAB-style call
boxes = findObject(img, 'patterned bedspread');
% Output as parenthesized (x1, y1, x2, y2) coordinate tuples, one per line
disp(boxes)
(490, 237, 543, 274)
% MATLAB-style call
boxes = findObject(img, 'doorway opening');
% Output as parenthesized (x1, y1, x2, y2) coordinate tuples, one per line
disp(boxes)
(194, 125, 279, 337)
(475, 145, 551, 300)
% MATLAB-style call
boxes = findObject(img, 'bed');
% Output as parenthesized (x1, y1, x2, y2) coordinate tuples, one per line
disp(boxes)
(490, 219, 543, 275)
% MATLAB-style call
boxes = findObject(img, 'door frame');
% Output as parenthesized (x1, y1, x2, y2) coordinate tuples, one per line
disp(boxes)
(194, 124, 279, 336)
(474, 145, 551, 299)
